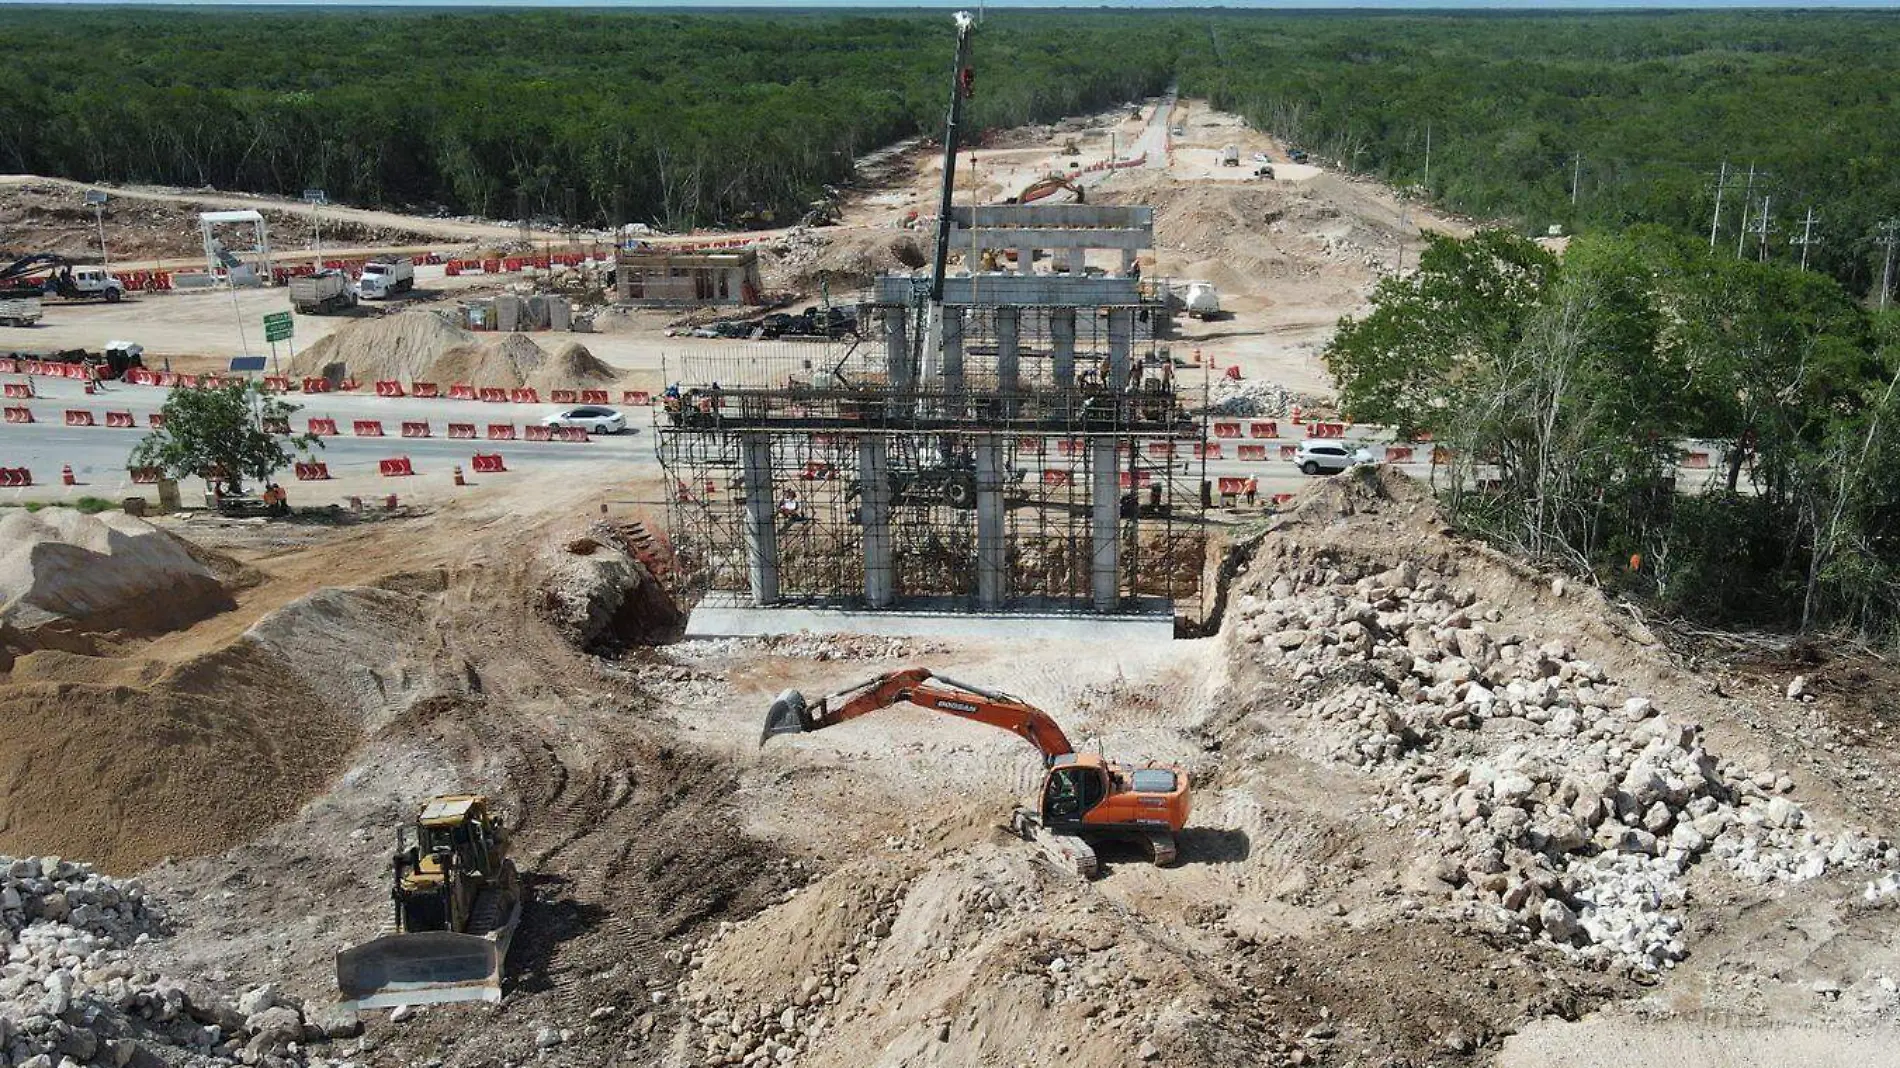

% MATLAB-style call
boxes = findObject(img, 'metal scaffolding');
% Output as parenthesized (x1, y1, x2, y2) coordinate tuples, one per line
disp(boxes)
(656, 282, 1209, 616)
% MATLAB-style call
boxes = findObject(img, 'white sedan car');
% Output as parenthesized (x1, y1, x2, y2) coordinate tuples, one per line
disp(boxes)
(1293, 440, 1375, 475)
(541, 406, 627, 435)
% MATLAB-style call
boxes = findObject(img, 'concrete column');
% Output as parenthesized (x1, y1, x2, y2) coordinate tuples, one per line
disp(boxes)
(1018, 245, 1035, 276)
(976, 439, 1006, 610)
(859, 436, 893, 608)
(1107, 308, 1134, 392)
(1090, 439, 1120, 613)
(741, 436, 779, 606)
(942, 307, 965, 399)
(995, 308, 1021, 407)
(1051, 308, 1076, 389)
(1121, 249, 1138, 276)
(883, 306, 912, 392)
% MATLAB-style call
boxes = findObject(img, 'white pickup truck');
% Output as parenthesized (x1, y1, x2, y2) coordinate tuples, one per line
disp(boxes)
(357, 257, 415, 300)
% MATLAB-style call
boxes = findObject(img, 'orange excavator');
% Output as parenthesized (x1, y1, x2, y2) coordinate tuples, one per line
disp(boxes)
(761, 668, 1190, 877)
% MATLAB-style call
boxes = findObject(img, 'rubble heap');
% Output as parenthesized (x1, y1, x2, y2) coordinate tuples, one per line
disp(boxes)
(1225, 541, 1895, 971)
(1, 856, 362, 1068)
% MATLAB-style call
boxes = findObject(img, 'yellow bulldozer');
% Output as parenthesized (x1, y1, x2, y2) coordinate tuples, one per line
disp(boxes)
(335, 796, 523, 1011)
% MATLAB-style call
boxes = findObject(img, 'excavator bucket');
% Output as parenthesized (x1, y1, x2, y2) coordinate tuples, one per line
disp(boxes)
(761, 689, 809, 746)
(336, 930, 506, 1011)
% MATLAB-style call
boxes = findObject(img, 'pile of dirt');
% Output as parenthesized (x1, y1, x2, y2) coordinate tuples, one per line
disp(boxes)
(532, 522, 682, 651)
(0, 638, 354, 872)
(0, 509, 233, 664)
(762, 226, 929, 291)
(290, 311, 619, 390)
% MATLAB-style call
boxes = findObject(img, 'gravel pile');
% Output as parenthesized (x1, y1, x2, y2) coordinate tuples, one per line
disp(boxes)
(1227, 544, 1895, 971)
(1, 856, 362, 1068)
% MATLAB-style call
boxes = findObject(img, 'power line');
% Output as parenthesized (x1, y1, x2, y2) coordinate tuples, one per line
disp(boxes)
(1570, 152, 1582, 207)
(1751, 195, 1775, 263)
(1708, 160, 1728, 250)
(1736, 163, 1757, 260)
(1791, 207, 1821, 271)
(1877, 220, 1900, 312)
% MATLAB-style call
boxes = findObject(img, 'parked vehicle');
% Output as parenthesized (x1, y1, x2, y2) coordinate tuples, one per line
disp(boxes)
(541, 406, 627, 435)
(0, 294, 42, 327)
(357, 257, 415, 300)
(1293, 440, 1374, 475)
(1289, 149, 1310, 164)
(289, 269, 355, 314)
(0, 255, 124, 303)
(1220, 145, 1241, 167)
(1183, 282, 1222, 321)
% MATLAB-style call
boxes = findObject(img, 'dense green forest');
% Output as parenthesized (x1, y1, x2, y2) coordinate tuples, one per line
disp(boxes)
(1176, 11, 1900, 293)
(0, 9, 1174, 229)
(2, 8, 1896, 291)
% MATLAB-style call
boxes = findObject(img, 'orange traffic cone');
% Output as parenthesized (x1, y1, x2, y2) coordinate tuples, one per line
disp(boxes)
(452, 464, 466, 486)
(61, 464, 75, 485)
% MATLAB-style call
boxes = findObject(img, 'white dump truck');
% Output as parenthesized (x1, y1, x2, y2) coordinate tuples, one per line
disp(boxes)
(1220, 145, 1241, 167)
(357, 257, 415, 299)
(0, 293, 43, 327)
(1183, 281, 1222, 320)
(289, 269, 355, 315)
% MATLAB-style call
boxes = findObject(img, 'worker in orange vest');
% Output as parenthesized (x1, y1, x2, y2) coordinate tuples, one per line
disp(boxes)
(1244, 477, 1258, 506)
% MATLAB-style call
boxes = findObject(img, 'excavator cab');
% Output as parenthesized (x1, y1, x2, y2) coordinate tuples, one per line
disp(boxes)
(1042, 758, 1108, 824)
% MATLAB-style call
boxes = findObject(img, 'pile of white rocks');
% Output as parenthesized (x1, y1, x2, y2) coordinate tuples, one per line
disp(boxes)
(1228, 547, 1895, 971)
(1, 856, 359, 1068)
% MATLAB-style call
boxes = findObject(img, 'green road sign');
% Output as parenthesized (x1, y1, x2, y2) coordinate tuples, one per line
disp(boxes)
(264, 321, 294, 343)
(262, 310, 292, 330)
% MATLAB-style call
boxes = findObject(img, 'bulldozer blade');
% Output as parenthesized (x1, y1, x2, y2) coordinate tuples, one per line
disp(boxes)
(336, 931, 505, 1011)
(760, 689, 809, 746)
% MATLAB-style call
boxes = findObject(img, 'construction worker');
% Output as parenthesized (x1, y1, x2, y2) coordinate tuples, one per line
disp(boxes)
(263, 482, 289, 516)
(778, 487, 803, 530)
(1244, 476, 1258, 507)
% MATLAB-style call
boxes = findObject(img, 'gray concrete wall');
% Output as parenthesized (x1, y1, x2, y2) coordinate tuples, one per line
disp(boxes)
(741, 437, 779, 606)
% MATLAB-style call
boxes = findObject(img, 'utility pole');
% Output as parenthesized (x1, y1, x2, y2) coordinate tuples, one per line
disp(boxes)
(1753, 195, 1774, 262)
(1877, 220, 1900, 312)
(83, 190, 109, 274)
(1735, 163, 1756, 259)
(1792, 207, 1821, 271)
(1708, 160, 1728, 249)
(1422, 123, 1431, 191)
(1570, 152, 1582, 207)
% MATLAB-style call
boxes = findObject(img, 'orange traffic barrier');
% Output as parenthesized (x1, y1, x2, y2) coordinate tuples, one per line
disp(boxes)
(471, 453, 507, 474)
(411, 382, 440, 399)
(447, 423, 476, 439)
(2, 382, 31, 399)
(148, 413, 165, 430)
(623, 390, 651, 406)
(1272, 493, 1295, 505)
(308, 417, 338, 436)
(486, 423, 516, 440)
(549, 389, 579, 404)
(64, 410, 95, 427)
(554, 427, 589, 443)
(263, 375, 290, 392)
(1238, 444, 1267, 461)
(1197, 443, 1223, 459)
(1117, 470, 1153, 489)
(337, 378, 360, 391)
(377, 456, 415, 477)
(104, 411, 135, 428)
(1385, 446, 1415, 464)
(1249, 421, 1277, 439)
(448, 383, 476, 400)
(1278, 444, 1298, 460)
(2, 406, 32, 424)
(1217, 477, 1247, 497)
(353, 420, 386, 437)
(509, 388, 540, 404)
(1145, 442, 1175, 459)
(0, 467, 32, 487)
(401, 421, 431, 438)
(523, 426, 553, 442)
(262, 418, 290, 435)
(1211, 421, 1241, 438)
(1305, 422, 1345, 439)
(374, 380, 406, 398)
(478, 387, 508, 403)
(301, 377, 331, 394)
(580, 390, 610, 405)
(293, 461, 332, 481)
(1041, 469, 1073, 486)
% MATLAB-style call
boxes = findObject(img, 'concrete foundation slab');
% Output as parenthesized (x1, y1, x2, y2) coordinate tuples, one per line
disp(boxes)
(685, 592, 1176, 642)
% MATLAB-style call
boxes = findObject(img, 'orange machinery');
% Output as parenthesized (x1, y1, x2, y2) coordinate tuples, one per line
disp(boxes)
(761, 667, 1190, 876)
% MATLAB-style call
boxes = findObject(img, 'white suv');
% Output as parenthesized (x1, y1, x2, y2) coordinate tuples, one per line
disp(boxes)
(1294, 440, 1374, 475)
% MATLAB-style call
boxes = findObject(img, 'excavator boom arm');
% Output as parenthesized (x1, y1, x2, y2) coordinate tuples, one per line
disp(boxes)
(763, 667, 1074, 760)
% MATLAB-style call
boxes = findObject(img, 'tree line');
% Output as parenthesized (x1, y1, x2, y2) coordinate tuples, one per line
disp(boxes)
(1175, 11, 1900, 296)
(0, 9, 1174, 231)
(1329, 228, 1900, 637)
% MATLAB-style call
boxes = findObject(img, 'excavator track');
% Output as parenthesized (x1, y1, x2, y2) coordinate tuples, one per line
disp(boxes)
(1144, 829, 1178, 867)
(1041, 832, 1098, 879)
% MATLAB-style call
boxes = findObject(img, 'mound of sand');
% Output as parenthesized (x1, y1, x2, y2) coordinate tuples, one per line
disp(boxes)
(0, 510, 233, 663)
(290, 310, 620, 391)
